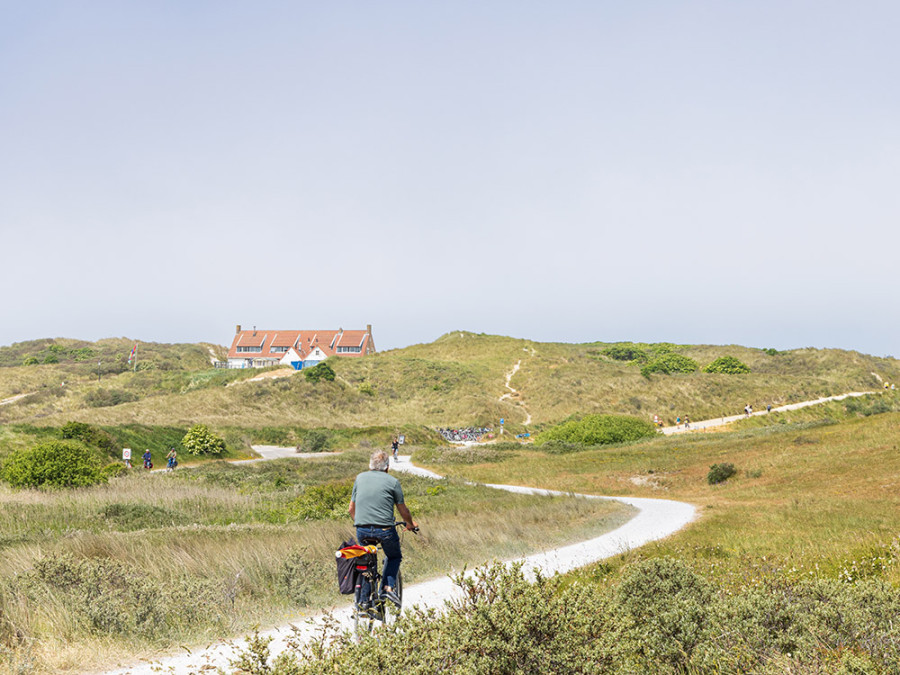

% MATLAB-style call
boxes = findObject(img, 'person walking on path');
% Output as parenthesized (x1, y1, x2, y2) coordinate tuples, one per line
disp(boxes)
(348, 450, 417, 606)
(391, 437, 399, 461)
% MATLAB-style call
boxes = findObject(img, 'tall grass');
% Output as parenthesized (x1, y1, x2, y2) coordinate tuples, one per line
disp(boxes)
(0, 452, 630, 673)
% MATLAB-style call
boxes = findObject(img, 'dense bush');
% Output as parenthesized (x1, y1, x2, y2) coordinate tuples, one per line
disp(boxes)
(703, 356, 751, 374)
(236, 560, 900, 674)
(285, 481, 352, 520)
(707, 462, 737, 484)
(302, 430, 329, 453)
(640, 353, 699, 378)
(22, 356, 38, 366)
(304, 361, 335, 383)
(602, 344, 648, 362)
(1, 440, 105, 488)
(536, 414, 657, 447)
(60, 421, 116, 454)
(182, 424, 225, 455)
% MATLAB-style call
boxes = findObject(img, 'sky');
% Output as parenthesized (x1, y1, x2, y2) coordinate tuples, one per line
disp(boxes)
(1, 2, 898, 356)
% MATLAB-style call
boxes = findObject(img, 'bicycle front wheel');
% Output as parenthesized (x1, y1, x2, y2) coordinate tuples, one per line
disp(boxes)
(383, 570, 403, 626)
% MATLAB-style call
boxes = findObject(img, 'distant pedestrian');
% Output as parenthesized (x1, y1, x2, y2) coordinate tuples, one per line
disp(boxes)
(676, 416, 681, 426)
(684, 415, 690, 429)
(166, 447, 177, 471)
(391, 437, 399, 460)
(744, 404, 752, 417)
(766, 404, 772, 413)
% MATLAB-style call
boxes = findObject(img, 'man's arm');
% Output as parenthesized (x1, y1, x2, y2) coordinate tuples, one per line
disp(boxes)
(396, 503, 417, 530)
(348, 501, 355, 520)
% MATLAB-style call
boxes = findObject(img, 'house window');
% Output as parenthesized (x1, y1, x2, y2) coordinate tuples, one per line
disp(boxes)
(237, 346, 263, 353)
(337, 346, 362, 353)
(271, 346, 290, 353)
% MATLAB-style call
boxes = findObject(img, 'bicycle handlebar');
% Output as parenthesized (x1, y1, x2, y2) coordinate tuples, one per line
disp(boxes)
(395, 521, 419, 533)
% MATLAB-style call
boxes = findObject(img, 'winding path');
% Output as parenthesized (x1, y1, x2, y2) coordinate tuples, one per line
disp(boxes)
(661, 390, 881, 435)
(101, 457, 695, 675)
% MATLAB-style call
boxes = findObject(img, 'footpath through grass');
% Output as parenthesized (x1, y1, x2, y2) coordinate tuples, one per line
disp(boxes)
(414, 411, 900, 587)
(0, 449, 631, 674)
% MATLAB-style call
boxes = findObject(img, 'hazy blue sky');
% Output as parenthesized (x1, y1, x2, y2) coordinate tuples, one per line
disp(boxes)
(2, 2, 898, 355)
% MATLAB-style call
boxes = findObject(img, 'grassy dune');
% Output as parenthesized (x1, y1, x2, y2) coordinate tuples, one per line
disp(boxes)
(2, 333, 896, 434)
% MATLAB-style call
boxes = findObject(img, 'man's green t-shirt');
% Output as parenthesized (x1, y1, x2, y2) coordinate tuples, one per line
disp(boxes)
(352, 470, 405, 526)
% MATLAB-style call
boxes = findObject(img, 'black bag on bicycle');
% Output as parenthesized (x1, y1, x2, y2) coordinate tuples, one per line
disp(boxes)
(335, 539, 377, 595)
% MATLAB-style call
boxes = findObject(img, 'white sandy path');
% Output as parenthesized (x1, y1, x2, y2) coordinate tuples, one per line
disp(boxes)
(661, 390, 881, 435)
(100, 457, 695, 675)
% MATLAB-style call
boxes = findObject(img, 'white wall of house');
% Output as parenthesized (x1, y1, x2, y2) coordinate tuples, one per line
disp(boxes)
(279, 349, 302, 366)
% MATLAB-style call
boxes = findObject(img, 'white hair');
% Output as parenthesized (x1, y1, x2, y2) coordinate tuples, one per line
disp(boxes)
(369, 450, 390, 472)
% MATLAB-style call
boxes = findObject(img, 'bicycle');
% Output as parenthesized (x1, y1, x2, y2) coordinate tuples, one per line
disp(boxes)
(347, 521, 418, 639)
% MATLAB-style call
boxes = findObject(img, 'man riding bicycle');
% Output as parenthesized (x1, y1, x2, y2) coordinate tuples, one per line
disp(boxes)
(348, 450, 417, 607)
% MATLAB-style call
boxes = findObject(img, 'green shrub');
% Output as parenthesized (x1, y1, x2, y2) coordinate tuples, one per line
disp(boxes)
(614, 558, 713, 667)
(762, 347, 779, 356)
(641, 353, 699, 378)
(277, 551, 321, 606)
(703, 356, 751, 374)
(358, 382, 375, 396)
(22, 356, 38, 366)
(536, 414, 658, 447)
(845, 395, 894, 417)
(602, 344, 648, 362)
(302, 430, 329, 453)
(707, 462, 737, 484)
(42, 354, 59, 364)
(60, 421, 116, 454)
(181, 424, 225, 455)
(285, 481, 351, 520)
(101, 463, 128, 480)
(304, 361, 335, 383)
(1, 440, 105, 488)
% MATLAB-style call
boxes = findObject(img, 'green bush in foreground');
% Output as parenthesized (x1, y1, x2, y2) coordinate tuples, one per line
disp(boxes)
(641, 352, 699, 378)
(0, 440, 105, 488)
(537, 414, 657, 447)
(233, 559, 900, 675)
(707, 462, 737, 484)
(182, 423, 226, 455)
(703, 356, 751, 374)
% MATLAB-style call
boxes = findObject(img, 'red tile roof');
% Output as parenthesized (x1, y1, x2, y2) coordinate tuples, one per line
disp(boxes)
(227, 328, 374, 360)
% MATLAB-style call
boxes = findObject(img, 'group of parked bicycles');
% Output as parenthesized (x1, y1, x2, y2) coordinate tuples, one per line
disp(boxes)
(436, 427, 493, 443)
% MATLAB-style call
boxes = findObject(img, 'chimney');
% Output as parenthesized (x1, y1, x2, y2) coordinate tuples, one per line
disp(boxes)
(253, 325, 257, 336)
(236, 325, 241, 334)
(367, 324, 372, 335)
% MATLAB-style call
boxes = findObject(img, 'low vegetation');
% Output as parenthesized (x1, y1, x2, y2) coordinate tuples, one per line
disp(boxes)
(535, 413, 657, 448)
(0, 451, 630, 673)
(242, 559, 900, 674)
